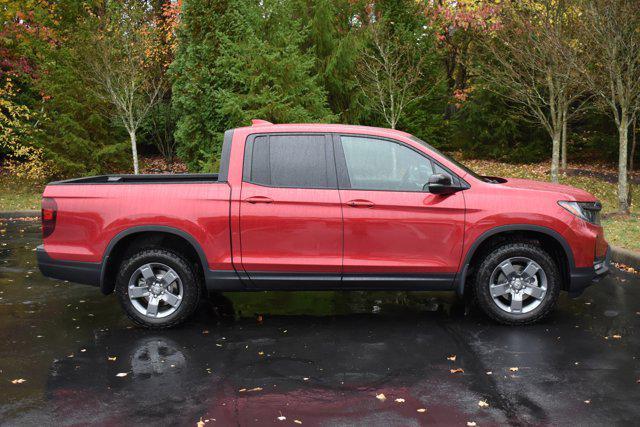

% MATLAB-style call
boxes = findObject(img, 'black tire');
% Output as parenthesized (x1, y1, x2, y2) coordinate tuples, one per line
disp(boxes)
(474, 241, 561, 325)
(115, 248, 202, 329)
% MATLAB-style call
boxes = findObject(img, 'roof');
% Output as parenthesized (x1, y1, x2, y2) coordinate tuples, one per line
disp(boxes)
(238, 121, 413, 139)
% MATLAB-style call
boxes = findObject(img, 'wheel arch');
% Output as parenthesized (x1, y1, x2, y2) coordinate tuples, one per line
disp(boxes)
(100, 226, 208, 295)
(456, 224, 575, 296)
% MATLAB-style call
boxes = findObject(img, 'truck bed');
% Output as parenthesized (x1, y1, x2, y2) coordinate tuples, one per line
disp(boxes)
(49, 174, 219, 185)
(41, 177, 232, 270)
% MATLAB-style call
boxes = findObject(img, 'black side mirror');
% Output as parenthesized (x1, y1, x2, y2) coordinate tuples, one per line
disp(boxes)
(424, 173, 459, 195)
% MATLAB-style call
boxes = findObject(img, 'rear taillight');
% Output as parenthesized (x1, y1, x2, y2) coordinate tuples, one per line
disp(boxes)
(41, 197, 57, 238)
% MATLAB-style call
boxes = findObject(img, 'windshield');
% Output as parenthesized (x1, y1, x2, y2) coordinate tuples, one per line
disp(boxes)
(409, 136, 485, 182)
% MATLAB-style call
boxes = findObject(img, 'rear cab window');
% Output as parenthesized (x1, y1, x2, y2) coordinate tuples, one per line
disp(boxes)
(243, 134, 337, 189)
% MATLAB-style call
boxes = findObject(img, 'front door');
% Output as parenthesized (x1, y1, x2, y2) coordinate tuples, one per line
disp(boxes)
(239, 133, 342, 287)
(335, 135, 465, 287)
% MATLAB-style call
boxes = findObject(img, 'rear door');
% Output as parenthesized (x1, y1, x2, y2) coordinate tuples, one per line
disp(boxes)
(239, 133, 342, 287)
(335, 134, 465, 287)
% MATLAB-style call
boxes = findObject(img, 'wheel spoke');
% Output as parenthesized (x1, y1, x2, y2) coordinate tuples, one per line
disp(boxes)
(522, 261, 540, 279)
(161, 270, 178, 286)
(129, 286, 149, 299)
(524, 285, 545, 299)
(499, 260, 517, 278)
(510, 293, 523, 313)
(140, 264, 156, 281)
(163, 292, 180, 307)
(490, 283, 510, 297)
(146, 296, 159, 317)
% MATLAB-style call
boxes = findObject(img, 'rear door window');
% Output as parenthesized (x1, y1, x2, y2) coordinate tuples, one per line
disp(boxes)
(245, 134, 336, 189)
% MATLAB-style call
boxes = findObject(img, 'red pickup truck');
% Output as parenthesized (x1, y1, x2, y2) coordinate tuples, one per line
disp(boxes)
(37, 121, 610, 328)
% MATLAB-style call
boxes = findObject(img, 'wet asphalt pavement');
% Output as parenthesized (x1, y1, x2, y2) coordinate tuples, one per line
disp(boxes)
(1, 219, 640, 426)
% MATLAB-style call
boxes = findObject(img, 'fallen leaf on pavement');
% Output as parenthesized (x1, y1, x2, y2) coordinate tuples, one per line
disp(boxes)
(613, 262, 639, 274)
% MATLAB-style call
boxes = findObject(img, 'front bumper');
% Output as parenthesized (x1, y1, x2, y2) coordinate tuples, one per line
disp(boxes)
(568, 247, 611, 297)
(36, 245, 101, 287)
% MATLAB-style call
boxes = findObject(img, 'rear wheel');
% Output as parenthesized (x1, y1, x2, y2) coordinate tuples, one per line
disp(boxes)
(474, 242, 560, 325)
(115, 249, 202, 328)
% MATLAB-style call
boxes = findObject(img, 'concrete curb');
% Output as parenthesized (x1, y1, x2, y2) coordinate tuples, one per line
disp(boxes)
(0, 210, 39, 218)
(611, 246, 640, 270)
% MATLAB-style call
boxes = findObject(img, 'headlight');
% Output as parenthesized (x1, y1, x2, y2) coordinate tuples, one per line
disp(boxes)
(558, 201, 602, 225)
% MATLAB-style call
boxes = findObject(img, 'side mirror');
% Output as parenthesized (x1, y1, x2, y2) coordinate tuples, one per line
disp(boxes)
(424, 173, 459, 195)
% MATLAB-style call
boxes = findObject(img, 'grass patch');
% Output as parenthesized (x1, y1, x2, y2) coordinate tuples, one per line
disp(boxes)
(0, 175, 42, 211)
(601, 214, 640, 251)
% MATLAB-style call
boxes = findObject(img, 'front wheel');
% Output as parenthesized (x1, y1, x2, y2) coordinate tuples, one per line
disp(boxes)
(115, 249, 202, 328)
(474, 242, 561, 325)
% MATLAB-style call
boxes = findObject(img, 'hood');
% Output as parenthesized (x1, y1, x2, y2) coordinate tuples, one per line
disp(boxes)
(500, 178, 596, 201)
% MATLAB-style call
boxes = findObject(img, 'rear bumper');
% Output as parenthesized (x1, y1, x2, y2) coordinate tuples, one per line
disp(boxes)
(36, 245, 101, 287)
(568, 247, 611, 297)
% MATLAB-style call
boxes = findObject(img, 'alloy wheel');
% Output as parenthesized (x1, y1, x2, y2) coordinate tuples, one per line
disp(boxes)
(488, 257, 547, 314)
(127, 263, 184, 318)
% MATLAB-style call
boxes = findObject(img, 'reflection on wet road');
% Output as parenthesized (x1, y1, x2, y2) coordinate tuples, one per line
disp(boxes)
(1, 218, 639, 426)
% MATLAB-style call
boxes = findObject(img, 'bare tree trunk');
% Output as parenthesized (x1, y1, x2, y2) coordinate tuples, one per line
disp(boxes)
(561, 105, 568, 172)
(630, 117, 636, 207)
(618, 115, 629, 213)
(129, 130, 139, 175)
(551, 131, 561, 183)
(631, 116, 637, 173)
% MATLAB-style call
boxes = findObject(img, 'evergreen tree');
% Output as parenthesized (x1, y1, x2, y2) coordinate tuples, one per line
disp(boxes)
(172, 0, 334, 171)
(171, 0, 232, 171)
(301, 0, 365, 123)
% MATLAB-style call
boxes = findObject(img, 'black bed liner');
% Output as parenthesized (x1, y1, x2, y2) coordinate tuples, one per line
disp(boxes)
(49, 173, 219, 185)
